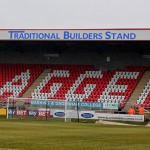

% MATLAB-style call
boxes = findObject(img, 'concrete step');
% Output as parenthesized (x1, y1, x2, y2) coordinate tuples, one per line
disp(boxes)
(21, 68, 51, 98)
(124, 71, 150, 110)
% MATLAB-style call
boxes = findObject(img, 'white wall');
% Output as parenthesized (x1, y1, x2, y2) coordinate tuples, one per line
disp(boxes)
(0, 0, 150, 29)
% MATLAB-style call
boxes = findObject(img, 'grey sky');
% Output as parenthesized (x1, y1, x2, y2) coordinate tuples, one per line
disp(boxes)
(0, 0, 150, 29)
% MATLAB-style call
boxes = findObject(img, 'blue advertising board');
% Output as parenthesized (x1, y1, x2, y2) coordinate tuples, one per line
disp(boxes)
(30, 100, 103, 109)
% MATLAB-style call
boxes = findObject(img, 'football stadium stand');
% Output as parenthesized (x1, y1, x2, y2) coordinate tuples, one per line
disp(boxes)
(0, 64, 45, 102)
(0, 64, 150, 109)
(136, 77, 150, 108)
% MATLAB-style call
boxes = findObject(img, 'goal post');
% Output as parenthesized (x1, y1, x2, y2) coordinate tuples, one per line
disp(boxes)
(6, 97, 145, 122)
(6, 97, 69, 122)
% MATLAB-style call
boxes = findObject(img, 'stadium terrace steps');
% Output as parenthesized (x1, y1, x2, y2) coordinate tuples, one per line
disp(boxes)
(136, 72, 150, 108)
(21, 69, 51, 98)
(28, 67, 142, 106)
(1, 64, 150, 109)
(124, 71, 150, 110)
(0, 64, 45, 100)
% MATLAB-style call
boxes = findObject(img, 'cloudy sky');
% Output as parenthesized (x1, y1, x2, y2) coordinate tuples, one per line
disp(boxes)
(0, 0, 150, 29)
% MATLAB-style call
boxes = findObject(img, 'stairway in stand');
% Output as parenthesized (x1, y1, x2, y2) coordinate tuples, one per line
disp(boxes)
(124, 71, 150, 110)
(21, 69, 51, 98)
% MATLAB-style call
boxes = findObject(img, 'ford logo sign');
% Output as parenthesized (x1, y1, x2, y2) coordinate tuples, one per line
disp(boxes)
(81, 113, 94, 118)
(54, 112, 65, 117)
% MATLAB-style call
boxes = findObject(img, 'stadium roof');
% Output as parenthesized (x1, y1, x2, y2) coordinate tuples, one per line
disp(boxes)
(0, 41, 150, 55)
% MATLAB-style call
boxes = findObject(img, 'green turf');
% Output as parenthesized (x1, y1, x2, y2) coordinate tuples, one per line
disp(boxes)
(0, 120, 150, 150)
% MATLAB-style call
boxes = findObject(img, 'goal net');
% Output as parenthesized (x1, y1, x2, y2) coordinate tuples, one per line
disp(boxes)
(6, 97, 70, 122)
(6, 97, 145, 122)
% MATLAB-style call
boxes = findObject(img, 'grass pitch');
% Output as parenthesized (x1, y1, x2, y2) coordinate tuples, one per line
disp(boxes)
(0, 119, 150, 150)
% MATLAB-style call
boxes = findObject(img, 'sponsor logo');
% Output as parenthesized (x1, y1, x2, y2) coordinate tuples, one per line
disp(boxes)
(28, 110, 37, 116)
(8, 109, 16, 115)
(38, 110, 50, 117)
(81, 113, 94, 118)
(16, 110, 27, 116)
(54, 112, 65, 117)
